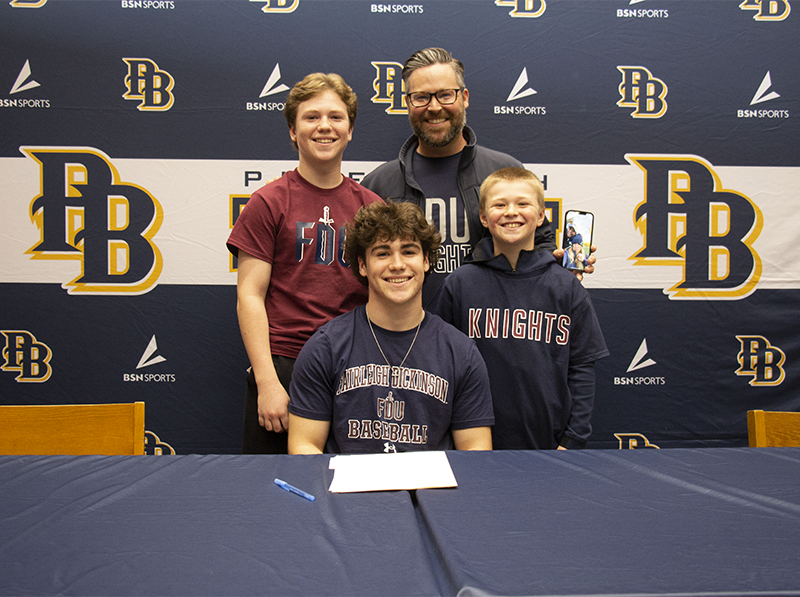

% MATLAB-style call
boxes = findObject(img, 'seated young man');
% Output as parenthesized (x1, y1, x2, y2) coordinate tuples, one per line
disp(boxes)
(433, 167, 609, 450)
(287, 201, 494, 454)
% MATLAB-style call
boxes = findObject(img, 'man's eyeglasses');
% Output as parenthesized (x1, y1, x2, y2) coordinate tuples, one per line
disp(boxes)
(406, 88, 464, 108)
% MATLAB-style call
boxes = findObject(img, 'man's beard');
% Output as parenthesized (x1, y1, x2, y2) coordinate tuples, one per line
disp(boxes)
(410, 108, 467, 149)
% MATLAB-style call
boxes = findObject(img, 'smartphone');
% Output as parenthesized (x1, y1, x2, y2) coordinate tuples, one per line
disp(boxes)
(561, 210, 594, 272)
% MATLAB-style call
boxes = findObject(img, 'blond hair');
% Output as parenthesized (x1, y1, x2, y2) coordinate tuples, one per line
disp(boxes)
(479, 167, 545, 214)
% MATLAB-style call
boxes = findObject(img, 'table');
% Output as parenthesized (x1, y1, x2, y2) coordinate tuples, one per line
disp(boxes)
(0, 454, 438, 596)
(3, 449, 800, 596)
(416, 448, 800, 596)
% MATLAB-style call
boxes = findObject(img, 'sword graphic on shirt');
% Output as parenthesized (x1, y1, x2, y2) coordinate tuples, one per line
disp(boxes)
(318, 206, 334, 263)
(296, 206, 346, 265)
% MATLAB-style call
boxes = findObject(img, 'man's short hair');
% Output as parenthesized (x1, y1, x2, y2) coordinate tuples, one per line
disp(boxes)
(402, 47, 466, 88)
(284, 73, 358, 149)
(479, 167, 545, 214)
(344, 201, 441, 285)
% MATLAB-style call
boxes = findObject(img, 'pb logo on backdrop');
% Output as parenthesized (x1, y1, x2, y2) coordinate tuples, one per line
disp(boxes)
(371, 62, 407, 115)
(739, 0, 791, 21)
(617, 66, 668, 118)
(250, 0, 299, 13)
(122, 58, 175, 111)
(615, 434, 660, 449)
(626, 155, 762, 300)
(735, 335, 786, 386)
(1, 331, 52, 383)
(23, 147, 163, 295)
(9, 0, 48, 6)
(495, 0, 546, 18)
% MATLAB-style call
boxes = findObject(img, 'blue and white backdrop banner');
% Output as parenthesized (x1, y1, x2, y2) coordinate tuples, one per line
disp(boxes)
(1, 0, 797, 452)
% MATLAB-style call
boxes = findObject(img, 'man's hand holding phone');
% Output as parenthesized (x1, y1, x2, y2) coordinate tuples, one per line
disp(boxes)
(557, 210, 595, 281)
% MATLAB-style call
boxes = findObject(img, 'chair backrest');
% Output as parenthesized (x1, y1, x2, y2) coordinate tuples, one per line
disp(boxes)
(747, 409, 800, 448)
(0, 402, 145, 455)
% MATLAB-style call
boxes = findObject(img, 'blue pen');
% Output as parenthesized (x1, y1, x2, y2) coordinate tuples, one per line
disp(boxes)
(274, 478, 315, 501)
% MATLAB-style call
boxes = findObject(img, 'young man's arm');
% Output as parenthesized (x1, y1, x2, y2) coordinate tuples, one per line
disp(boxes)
(452, 426, 493, 451)
(236, 251, 290, 433)
(288, 414, 330, 454)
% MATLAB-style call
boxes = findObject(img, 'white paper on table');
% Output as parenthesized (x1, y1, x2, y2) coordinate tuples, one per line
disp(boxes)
(328, 451, 458, 493)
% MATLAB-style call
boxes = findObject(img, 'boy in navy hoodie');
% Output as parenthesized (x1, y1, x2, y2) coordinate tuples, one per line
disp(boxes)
(433, 167, 609, 450)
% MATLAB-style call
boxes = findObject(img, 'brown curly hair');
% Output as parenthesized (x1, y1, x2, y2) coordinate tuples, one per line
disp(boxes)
(344, 201, 441, 286)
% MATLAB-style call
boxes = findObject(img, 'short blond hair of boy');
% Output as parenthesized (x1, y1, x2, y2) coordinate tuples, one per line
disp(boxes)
(479, 167, 545, 214)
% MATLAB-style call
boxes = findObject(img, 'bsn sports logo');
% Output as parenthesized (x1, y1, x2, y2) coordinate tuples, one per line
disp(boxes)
(259, 63, 290, 98)
(617, 0, 669, 19)
(493, 68, 546, 116)
(735, 335, 786, 386)
(23, 147, 163, 295)
(250, 0, 299, 13)
(751, 71, 780, 105)
(124, 335, 175, 382)
(626, 154, 762, 300)
(10, 60, 40, 94)
(627, 338, 656, 372)
(495, 0, 546, 18)
(738, 71, 789, 119)
(371, 61, 407, 115)
(123, 58, 175, 111)
(137, 335, 166, 369)
(1, 331, 52, 383)
(2, 60, 50, 109)
(739, 0, 791, 20)
(614, 339, 665, 386)
(247, 63, 290, 111)
(507, 68, 537, 102)
(617, 66, 667, 118)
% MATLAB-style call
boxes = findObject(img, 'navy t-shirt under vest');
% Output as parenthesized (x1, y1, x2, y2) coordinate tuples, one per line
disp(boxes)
(288, 305, 494, 454)
(413, 152, 470, 306)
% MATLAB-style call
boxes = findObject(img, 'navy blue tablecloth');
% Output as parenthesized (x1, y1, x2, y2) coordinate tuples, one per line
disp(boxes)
(0, 454, 439, 596)
(416, 448, 800, 597)
(3, 449, 800, 596)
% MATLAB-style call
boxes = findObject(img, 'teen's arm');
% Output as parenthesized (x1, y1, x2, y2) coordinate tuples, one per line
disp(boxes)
(452, 426, 493, 451)
(287, 414, 330, 454)
(236, 250, 290, 433)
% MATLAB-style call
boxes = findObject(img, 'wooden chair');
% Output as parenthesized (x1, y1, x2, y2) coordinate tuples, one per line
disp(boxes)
(0, 402, 145, 455)
(747, 409, 800, 448)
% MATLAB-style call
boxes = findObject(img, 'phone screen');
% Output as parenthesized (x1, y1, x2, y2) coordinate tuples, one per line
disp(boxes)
(561, 210, 594, 271)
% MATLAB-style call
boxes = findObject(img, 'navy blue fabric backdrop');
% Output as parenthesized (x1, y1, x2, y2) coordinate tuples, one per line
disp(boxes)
(1, 0, 797, 452)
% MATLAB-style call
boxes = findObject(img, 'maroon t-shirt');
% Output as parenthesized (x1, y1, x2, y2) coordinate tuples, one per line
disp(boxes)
(227, 169, 381, 358)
